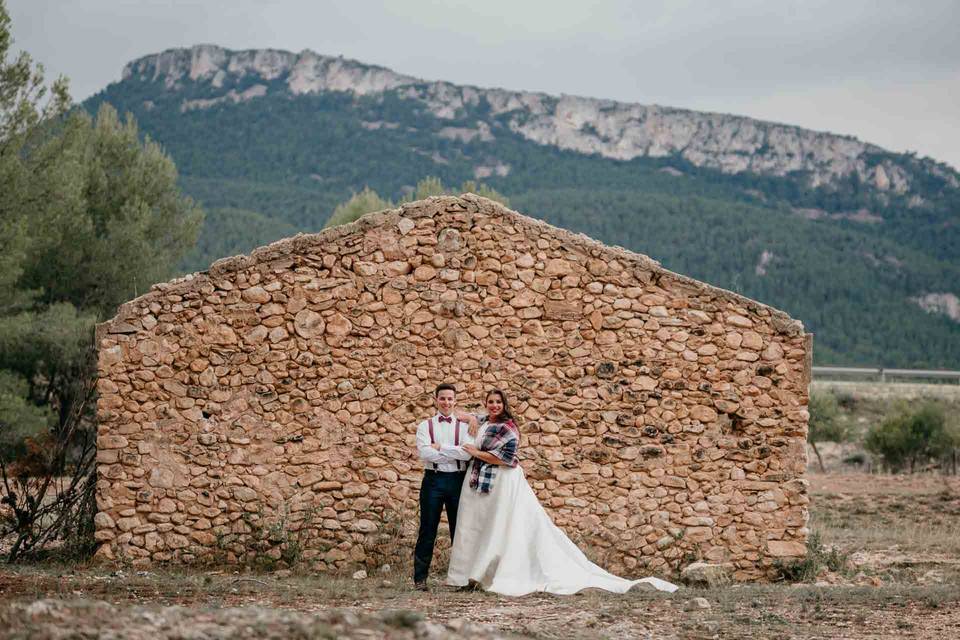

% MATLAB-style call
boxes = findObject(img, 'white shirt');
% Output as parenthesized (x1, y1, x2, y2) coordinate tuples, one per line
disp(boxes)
(416, 412, 475, 472)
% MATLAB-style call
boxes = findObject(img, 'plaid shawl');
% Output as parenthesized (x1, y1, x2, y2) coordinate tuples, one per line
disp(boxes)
(469, 416, 520, 494)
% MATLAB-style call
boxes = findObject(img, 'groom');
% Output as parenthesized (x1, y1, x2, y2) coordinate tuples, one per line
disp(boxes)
(412, 383, 474, 590)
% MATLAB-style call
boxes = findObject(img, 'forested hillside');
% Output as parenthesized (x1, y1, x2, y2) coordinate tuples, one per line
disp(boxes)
(83, 46, 960, 368)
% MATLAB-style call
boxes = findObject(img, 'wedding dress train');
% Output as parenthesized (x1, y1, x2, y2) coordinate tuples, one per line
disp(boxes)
(447, 463, 678, 596)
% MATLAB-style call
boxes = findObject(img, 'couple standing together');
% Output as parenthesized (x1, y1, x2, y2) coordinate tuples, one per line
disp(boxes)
(412, 384, 678, 596)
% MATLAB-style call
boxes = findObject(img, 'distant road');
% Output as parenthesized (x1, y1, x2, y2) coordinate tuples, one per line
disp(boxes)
(813, 366, 960, 384)
(812, 366, 960, 400)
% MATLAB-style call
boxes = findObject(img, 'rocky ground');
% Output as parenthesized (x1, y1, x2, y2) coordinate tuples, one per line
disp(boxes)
(2, 473, 959, 639)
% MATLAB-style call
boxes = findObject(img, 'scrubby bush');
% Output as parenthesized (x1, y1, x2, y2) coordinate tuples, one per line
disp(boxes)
(834, 391, 858, 410)
(841, 452, 868, 466)
(324, 186, 393, 228)
(774, 532, 849, 582)
(864, 403, 957, 473)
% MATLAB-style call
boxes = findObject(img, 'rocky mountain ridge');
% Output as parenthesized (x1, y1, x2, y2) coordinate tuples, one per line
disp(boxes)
(123, 45, 957, 193)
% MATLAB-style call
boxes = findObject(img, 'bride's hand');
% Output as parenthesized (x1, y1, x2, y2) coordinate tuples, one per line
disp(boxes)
(456, 410, 479, 436)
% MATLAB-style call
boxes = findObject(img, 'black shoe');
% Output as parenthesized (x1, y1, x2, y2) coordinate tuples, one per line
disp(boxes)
(414, 581, 429, 592)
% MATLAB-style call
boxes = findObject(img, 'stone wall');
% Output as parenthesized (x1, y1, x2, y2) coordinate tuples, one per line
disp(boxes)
(94, 195, 811, 580)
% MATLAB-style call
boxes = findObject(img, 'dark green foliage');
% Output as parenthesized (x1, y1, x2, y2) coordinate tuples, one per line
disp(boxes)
(0, 371, 51, 462)
(0, 1, 206, 561)
(0, 103, 202, 457)
(181, 207, 297, 273)
(81, 62, 960, 367)
(0, 3, 202, 472)
(1, 0, 79, 464)
(0, 302, 96, 437)
(864, 403, 958, 472)
(18, 104, 203, 316)
(179, 176, 342, 230)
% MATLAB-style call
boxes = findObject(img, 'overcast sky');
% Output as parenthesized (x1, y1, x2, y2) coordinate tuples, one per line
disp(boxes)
(9, 0, 960, 169)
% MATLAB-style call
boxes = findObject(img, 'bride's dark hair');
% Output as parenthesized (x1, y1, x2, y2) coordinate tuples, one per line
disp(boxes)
(485, 388, 515, 423)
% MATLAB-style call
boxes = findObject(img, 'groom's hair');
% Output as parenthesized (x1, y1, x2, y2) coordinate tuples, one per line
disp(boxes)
(435, 383, 456, 397)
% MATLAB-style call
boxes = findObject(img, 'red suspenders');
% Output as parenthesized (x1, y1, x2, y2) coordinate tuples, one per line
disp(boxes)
(454, 420, 462, 471)
(427, 418, 438, 471)
(427, 417, 464, 471)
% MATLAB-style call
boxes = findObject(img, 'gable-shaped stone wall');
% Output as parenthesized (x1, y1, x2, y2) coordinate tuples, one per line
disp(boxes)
(95, 195, 811, 580)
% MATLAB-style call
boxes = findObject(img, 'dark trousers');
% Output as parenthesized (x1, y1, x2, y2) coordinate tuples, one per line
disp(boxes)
(413, 469, 466, 583)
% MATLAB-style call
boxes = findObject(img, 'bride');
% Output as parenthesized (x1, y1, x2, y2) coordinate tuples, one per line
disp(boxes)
(448, 388, 677, 596)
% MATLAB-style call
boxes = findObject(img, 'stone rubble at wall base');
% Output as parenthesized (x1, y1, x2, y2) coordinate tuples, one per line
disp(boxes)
(94, 195, 811, 581)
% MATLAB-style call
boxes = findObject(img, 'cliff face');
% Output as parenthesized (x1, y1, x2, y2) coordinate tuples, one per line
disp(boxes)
(121, 45, 956, 193)
(122, 45, 418, 95)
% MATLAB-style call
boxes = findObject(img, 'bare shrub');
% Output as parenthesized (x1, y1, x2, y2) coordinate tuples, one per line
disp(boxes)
(0, 376, 96, 562)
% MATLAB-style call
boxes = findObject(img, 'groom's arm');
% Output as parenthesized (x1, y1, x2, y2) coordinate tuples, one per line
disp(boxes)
(415, 420, 458, 464)
(435, 420, 473, 461)
(438, 442, 472, 461)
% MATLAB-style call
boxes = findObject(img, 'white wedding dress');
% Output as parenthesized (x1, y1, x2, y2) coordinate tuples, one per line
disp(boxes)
(447, 430, 678, 596)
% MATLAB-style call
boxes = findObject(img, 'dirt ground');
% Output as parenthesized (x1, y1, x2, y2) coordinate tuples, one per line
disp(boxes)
(1, 473, 959, 639)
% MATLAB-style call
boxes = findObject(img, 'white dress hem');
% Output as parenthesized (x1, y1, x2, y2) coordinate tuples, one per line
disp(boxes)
(446, 444, 678, 597)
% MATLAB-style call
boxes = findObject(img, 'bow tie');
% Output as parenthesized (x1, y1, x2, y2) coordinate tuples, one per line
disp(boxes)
(438, 416, 452, 423)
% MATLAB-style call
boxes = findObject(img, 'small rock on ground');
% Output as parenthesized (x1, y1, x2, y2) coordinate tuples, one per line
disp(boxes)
(684, 597, 711, 611)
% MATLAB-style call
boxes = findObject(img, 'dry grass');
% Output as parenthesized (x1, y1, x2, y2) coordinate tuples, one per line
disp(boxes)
(810, 474, 960, 558)
(816, 513, 960, 556)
